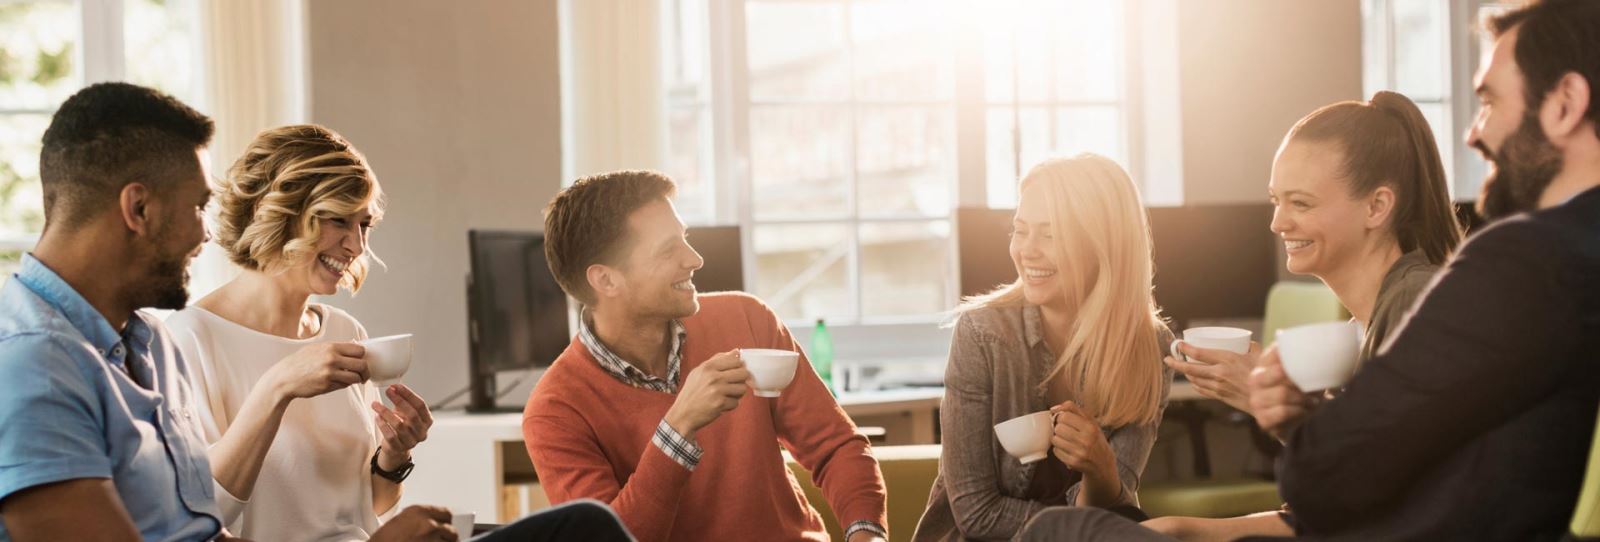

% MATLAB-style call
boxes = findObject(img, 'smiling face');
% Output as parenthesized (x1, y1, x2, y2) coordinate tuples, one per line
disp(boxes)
(134, 148, 213, 310)
(1269, 138, 1381, 278)
(1010, 183, 1067, 309)
(596, 198, 704, 320)
(1466, 26, 1565, 220)
(295, 204, 375, 296)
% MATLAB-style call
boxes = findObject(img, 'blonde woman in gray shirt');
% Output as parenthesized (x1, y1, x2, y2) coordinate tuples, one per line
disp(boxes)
(912, 153, 1175, 541)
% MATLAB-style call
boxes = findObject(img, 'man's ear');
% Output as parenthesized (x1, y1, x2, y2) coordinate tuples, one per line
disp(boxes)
(119, 182, 153, 237)
(1542, 71, 1594, 146)
(1366, 185, 1397, 231)
(586, 263, 621, 301)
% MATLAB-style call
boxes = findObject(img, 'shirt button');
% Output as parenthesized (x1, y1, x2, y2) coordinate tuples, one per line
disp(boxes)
(111, 345, 124, 356)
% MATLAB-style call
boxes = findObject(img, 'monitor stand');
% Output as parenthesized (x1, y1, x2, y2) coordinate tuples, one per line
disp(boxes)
(466, 370, 522, 413)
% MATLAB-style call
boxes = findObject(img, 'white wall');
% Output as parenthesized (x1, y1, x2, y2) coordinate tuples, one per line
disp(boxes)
(307, 0, 562, 407)
(1178, 0, 1364, 204)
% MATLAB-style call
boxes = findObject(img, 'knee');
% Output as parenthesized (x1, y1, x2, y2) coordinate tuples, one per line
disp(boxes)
(1141, 515, 1192, 537)
(562, 499, 620, 523)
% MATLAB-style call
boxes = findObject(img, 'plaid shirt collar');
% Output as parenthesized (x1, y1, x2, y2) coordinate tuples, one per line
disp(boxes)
(578, 309, 687, 394)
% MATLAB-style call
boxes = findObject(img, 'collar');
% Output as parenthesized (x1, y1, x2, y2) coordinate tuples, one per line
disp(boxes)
(14, 253, 133, 358)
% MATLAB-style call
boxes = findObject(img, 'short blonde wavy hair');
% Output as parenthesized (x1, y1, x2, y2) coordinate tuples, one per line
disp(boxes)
(215, 124, 385, 292)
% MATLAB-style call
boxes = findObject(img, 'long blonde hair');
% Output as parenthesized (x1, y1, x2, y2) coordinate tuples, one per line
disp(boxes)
(958, 154, 1166, 427)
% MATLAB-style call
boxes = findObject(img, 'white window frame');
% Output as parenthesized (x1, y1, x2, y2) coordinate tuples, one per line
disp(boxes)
(693, 0, 1150, 327)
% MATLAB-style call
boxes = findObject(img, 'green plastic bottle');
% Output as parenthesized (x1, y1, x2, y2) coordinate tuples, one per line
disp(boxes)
(811, 318, 834, 395)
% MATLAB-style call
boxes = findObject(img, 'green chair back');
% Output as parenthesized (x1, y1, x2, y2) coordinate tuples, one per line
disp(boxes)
(1572, 404, 1600, 538)
(1261, 280, 1348, 347)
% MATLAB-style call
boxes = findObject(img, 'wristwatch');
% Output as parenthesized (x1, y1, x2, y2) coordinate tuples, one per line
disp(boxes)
(371, 448, 415, 483)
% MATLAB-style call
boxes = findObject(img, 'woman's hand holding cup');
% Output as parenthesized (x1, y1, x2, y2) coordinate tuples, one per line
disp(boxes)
(269, 342, 369, 402)
(1248, 346, 1319, 442)
(1048, 401, 1116, 483)
(1164, 340, 1260, 412)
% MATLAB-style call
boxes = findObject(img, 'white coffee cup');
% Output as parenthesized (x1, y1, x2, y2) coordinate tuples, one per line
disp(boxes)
(360, 334, 413, 382)
(1170, 326, 1252, 362)
(740, 348, 799, 397)
(1276, 321, 1362, 391)
(451, 511, 475, 538)
(993, 411, 1054, 464)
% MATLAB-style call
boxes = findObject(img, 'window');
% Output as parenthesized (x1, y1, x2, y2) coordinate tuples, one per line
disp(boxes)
(660, 0, 1149, 324)
(0, 0, 202, 279)
(1362, 0, 1509, 201)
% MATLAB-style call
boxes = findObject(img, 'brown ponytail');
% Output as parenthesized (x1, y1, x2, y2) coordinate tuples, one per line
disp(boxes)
(1286, 91, 1463, 265)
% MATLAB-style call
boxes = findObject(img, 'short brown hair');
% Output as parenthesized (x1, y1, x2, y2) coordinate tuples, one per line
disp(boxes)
(1488, 0, 1600, 139)
(542, 170, 677, 305)
(1286, 91, 1464, 265)
(215, 125, 384, 292)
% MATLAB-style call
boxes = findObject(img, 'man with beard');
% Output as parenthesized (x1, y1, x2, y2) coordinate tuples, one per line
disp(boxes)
(1246, 0, 1600, 539)
(0, 84, 458, 541)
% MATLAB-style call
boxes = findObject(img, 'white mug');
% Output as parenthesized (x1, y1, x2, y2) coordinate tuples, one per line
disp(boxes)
(1170, 326, 1252, 363)
(740, 348, 799, 397)
(451, 511, 475, 538)
(359, 334, 414, 382)
(993, 411, 1054, 464)
(1276, 321, 1362, 391)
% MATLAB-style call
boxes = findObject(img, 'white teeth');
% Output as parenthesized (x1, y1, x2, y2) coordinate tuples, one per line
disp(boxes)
(1024, 268, 1056, 278)
(319, 255, 350, 273)
(1284, 240, 1313, 250)
(672, 280, 694, 290)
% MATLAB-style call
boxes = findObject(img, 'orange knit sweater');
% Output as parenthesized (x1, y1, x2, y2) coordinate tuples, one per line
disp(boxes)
(522, 293, 887, 541)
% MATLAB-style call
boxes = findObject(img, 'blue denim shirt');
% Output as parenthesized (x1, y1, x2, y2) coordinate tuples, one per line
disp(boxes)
(0, 254, 220, 541)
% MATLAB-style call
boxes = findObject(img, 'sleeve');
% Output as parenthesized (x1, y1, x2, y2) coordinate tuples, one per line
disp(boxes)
(1278, 220, 1587, 532)
(746, 297, 889, 534)
(523, 398, 693, 542)
(0, 335, 114, 503)
(1061, 329, 1173, 508)
(935, 315, 1046, 539)
(164, 317, 249, 525)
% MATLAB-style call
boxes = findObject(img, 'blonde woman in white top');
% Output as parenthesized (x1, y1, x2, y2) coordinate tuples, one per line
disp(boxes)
(166, 125, 444, 541)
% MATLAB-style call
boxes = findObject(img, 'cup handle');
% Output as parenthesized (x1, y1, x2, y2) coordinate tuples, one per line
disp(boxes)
(1169, 339, 1185, 362)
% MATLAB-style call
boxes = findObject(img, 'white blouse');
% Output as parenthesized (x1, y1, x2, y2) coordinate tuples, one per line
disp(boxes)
(166, 304, 391, 542)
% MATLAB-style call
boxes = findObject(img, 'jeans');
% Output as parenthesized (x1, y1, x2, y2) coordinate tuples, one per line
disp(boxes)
(470, 499, 633, 542)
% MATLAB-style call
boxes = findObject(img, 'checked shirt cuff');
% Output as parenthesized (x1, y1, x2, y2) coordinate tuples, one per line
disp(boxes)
(651, 418, 703, 471)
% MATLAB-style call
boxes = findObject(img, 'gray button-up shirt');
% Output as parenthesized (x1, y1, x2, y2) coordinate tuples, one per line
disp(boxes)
(913, 303, 1173, 541)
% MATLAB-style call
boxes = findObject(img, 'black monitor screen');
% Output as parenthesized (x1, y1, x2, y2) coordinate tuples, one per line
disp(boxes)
(467, 230, 569, 373)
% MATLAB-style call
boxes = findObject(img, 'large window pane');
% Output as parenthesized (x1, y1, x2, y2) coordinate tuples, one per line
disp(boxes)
(1056, 106, 1123, 167)
(1392, 0, 1443, 100)
(125, 0, 201, 105)
(666, 106, 714, 222)
(749, 105, 852, 219)
(1054, 0, 1119, 102)
(753, 224, 852, 321)
(746, 1, 849, 101)
(0, 114, 49, 237)
(664, 0, 710, 103)
(0, 1, 80, 110)
(861, 221, 950, 317)
(850, 0, 953, 102)
(856, 107, 953, 218)
(981, 0, 1050, 103)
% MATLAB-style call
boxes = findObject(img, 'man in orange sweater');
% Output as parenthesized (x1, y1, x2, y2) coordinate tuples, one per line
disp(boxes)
(522, 170, 888, 542)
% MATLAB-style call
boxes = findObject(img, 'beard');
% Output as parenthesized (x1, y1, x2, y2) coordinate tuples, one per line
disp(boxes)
(132, 222, 194, 311)
(1476, 112, 1564, 222)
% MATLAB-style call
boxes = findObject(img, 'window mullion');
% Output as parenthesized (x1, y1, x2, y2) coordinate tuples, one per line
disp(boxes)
(711, 0, 754, 286)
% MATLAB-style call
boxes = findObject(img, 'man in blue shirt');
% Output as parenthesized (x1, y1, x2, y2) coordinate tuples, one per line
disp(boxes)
(0, 84, 469, 541)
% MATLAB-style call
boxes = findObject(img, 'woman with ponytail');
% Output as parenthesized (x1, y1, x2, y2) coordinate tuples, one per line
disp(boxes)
(913, 154, 1175, 541)
(1147, 91, 1465, 540)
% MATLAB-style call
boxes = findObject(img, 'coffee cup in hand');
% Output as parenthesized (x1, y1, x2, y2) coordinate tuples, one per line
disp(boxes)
(994, 411, 1053, 464)
(359, 334, 413, 383)
(1275, 321, 1361, 391)
(1171, 326, 1252, 362)
(740, 348, 798, 397)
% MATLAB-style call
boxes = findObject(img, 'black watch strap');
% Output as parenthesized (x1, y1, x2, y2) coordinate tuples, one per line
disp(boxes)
(371, 448, 415, 483)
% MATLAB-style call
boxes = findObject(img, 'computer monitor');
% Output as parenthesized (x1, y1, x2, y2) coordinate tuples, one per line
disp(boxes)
(466, 229, 569, 412)
(687, 225, 744, 293)
(957, 204, 1278, 330)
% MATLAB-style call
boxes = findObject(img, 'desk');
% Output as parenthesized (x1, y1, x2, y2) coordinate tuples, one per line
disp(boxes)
(404, 388, 946, 523)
